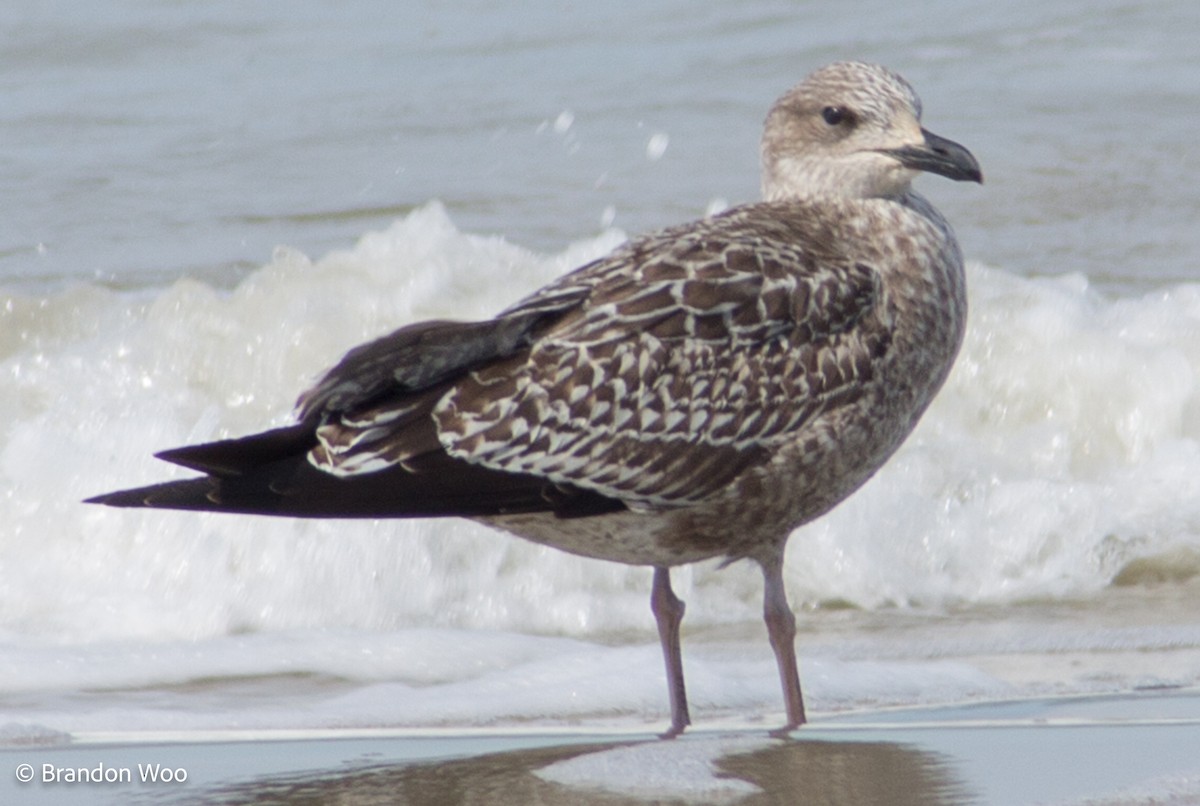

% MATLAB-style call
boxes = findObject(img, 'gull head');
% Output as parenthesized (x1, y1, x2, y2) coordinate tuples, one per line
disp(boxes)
(761, 61, 982, 202)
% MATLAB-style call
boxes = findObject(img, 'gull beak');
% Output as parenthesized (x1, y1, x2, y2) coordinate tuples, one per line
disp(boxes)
(885, 128, 983, 184)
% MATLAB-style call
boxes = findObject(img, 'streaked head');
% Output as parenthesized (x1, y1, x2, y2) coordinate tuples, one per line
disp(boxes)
(761, 61, 982, 202)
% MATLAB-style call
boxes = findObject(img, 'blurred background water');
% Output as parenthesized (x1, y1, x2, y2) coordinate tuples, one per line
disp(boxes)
(5, 0, 1199, 293)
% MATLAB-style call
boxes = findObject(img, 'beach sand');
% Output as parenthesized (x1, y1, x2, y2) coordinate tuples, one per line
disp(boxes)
(5, 688, 1199, 805)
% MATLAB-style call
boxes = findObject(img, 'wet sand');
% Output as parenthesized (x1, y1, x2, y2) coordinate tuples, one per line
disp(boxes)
(5, 688, 1199, 805)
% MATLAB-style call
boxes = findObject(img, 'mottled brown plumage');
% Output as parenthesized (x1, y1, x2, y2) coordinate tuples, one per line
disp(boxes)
(88, 62, 981, 736)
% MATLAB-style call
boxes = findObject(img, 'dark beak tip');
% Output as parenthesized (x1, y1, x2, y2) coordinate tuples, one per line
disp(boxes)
(960, 151, 984, 185)
(903, 128, 983, 185)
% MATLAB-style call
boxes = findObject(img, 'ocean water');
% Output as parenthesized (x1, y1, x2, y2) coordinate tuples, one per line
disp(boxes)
(2, 0, 1200, 747)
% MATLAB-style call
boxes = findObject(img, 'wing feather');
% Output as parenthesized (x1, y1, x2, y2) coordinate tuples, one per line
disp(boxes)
(422, 202, 891, 507)
(112, 201, 894, 517)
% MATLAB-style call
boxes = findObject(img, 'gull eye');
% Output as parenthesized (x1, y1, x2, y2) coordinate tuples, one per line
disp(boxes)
(821, 106, 851, 126)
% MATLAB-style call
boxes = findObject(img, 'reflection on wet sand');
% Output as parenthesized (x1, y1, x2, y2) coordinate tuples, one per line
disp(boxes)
(193, 736, 965, 806)
(718, 739, 966, 806)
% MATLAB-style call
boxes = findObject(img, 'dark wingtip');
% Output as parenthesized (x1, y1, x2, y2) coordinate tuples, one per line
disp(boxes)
(83, 478, 219, 511)
(153, 444, 217, 474)
(151, 423, 317, 477)
(83, 488, 152, 508)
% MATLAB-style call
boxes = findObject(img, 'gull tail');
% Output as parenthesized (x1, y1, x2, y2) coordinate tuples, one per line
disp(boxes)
(85, 424, 625, 520)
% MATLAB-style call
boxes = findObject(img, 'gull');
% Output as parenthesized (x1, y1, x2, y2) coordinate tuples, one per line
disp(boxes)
(88, 61, 981, 737)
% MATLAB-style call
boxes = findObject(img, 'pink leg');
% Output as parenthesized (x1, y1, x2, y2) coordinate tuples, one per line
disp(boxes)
(651, 566, 691, 738)
(761, 553, 806, 731)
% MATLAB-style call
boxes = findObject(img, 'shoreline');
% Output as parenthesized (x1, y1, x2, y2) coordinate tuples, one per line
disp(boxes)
(6, 688, 1199, 805)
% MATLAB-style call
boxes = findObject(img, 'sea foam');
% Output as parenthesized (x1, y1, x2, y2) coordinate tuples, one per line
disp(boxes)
(2, 202, 1199, 651)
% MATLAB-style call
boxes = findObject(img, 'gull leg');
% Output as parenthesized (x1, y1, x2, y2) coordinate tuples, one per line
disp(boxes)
(761, 552, 806, 731)
(650, 566, 691, 738)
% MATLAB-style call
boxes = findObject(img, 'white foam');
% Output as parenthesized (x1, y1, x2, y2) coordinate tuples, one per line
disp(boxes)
(1063, 771, 1200, 806)
(535, 735, 775, 804)
(3, 203, 1200, 731)
(787, 265, 1200, 609)
(645, 131, 670, 161)
(0, 622, 1009, 735)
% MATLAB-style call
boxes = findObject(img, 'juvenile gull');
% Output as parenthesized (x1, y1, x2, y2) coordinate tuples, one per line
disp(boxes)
(88, 62, 981, 736)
